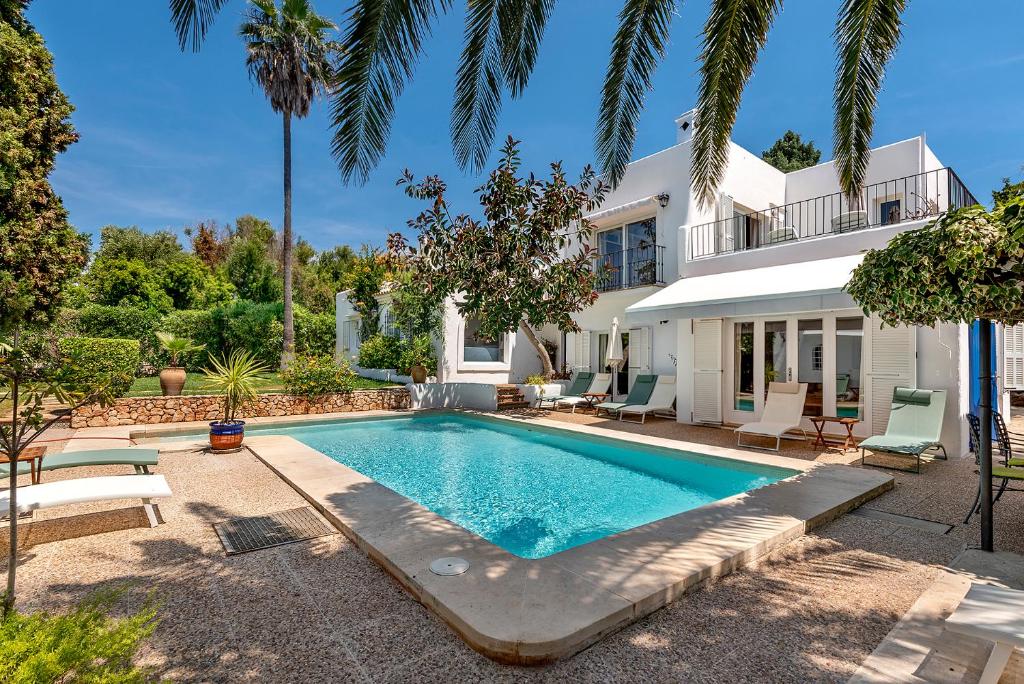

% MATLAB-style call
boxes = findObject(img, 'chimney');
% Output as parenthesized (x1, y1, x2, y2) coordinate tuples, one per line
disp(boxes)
(675, 108, 697, 144)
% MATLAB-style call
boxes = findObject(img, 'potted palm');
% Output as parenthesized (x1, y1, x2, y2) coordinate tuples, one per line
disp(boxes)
(202, 350, 268, 451)
(156, 332, 205, 396)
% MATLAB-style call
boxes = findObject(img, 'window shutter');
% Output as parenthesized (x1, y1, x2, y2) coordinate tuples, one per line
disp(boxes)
(717, 193, 735, 253)
(692, 318, 723, 423)
(1005, 324, 1024, 390)
(628, 326, 652, 371)
(564, 332, 577, 370)
(579, 332, 592, 371)
(866, 314, 917, 435)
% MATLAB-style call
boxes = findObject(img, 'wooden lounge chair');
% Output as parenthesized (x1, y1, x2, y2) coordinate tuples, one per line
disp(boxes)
(0, 448, 159, 480)
(734, 382, 808, 451)
(594, 375, 657, 417)
(537, 372, 594, 409)
(0, 474, 172, 527)
(964, 412, 1024, 523)
(617, 376, 677, 424)
(859, 388, 947, 473)
(944, 583, 1024, 684)
(553, 373, 612, 413)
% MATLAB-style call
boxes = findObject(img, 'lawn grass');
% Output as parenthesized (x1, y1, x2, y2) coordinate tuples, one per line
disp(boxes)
(126, 372, 398, 397)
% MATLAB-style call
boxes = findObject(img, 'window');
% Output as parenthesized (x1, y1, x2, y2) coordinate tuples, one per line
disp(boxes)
(463, 316, 504, 363)
(734, 322, 754, 412)
(880, 199, 902, 226)
(595, 217, 657, 290)
(812, 345, 823, 371)
(836, 317, 864, 419)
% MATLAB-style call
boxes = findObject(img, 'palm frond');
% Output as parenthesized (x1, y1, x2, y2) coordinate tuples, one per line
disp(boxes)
(691, 0, 780, 208)
(834, 0, 905, 198)
(169, 0, 229, 52)
(452, 0, 504, 173)
(596, 0, 676, 188)
(497, 0, 555, 98)
(331, 0, 452, 184)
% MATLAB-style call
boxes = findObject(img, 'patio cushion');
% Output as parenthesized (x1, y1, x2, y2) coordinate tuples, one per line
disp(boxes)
(993, 466, 1024, 480)
(859, 434, 936, 455)
(0, 448, 159, 479)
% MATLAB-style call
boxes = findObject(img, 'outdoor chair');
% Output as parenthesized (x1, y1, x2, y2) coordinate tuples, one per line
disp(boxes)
(617, 376, 677, 424)
(0, 474, 171, 527)
(859, 387, 947, 473)
(536, 371, 593, 409)
(964, 412, 1024, 523)
(734, 382, 808, 451)
(0, 447, 159, 480)
(552, 373, 612, 413)
(594, 375, 657, 417)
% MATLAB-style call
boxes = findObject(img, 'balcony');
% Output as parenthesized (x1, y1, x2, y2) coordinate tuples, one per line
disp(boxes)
(689, 167, 979, 259)
(595, 244, 665, 292)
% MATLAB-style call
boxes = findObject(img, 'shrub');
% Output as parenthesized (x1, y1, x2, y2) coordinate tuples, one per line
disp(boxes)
(525, 374, 546, 385)
(0, 588, 158, 684)
(294, 308, 335, 358)
(398, 334, 437, 376)
(57, 337, 140, 397)
(357, 334, 404, 370)
(282, 355, 356, 396)
(73, 304, 162, 367)
(157, 309, 217, 369)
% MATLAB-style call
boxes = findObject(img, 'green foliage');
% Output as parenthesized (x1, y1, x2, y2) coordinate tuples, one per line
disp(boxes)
(86, 257, 173, 312)
(847, 193, 1024, 327)
(761, 130, 822, 172)
(225, 238, 282, 303)
(0, 587, 158, 684)
(57, 337, 141, 398)
(993, 176, 1024, 208)
(282, 354, 356, 396)
(347, 248, 386, 341)
(293, 307, 335, 358)
(73, 304, 162, 367)
(389, 268, 442, 338)
(398, 334, 437, 376)
(157, 309, 217, 369)
(203, 350, 270, 422)
(391, 137, 607, 377)
(156, 331, 205, 367)
(525, 374, 546, 385)
(157, 254, 213, 309)
(213, 300, 284, 369)
(95, 224, 184, 267)
(0, 6, 90, 332)
(357, 333, 404, 370)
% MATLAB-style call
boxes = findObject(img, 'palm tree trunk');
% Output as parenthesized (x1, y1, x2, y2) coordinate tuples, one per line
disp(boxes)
(281, 111, 295, 370)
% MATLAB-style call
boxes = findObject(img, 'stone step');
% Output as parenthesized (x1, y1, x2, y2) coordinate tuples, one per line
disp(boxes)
(496, 401, 531, 410)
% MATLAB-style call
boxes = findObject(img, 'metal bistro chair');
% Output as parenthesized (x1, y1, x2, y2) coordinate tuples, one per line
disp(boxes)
(964, 412, 1024, 524)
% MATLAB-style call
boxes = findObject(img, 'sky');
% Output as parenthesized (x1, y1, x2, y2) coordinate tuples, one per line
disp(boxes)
(27, 0, 1024, 253)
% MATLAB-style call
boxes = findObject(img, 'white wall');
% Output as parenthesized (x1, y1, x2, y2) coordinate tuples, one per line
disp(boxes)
(784, 137, 925, 204)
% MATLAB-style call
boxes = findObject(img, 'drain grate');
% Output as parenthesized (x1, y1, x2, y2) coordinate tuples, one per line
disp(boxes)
(214, 506, 337, 555)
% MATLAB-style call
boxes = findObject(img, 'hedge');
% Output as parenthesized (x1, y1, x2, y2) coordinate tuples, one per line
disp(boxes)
(57, 337, 141, 398)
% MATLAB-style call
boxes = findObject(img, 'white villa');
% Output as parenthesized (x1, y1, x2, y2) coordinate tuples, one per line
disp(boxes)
(337, 109, 1020, 455)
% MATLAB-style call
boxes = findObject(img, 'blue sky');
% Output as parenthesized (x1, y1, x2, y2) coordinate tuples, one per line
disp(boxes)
(28, 0, 1024, 252)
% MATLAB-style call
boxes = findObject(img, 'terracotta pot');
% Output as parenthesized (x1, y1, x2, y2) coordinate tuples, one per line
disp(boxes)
(209, 421, 245, 450)
(410, 364, 428, 384)
(159, 367, 187, 396)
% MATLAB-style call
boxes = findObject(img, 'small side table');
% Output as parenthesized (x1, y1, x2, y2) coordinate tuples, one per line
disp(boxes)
(580, 392, 611, 413)
(0, 446, 46, 484)
(810, 416, 861, 453)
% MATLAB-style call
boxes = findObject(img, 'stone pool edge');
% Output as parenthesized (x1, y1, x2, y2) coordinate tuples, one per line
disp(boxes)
(234, 418, 893, 665)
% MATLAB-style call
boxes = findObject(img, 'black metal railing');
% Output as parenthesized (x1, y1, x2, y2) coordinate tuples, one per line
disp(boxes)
(594, 244, 665, 292)
(689, 167, 979, 259)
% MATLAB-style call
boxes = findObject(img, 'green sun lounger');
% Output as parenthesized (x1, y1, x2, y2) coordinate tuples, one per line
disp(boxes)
(538, 372, 594, 408)
(595, 375, 657, 417)
(860, 387, 947, 473)
(0, 448, 159, 480)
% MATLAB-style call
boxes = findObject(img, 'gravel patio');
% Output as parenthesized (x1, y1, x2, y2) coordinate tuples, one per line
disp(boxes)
(2, 414, 1022, 682)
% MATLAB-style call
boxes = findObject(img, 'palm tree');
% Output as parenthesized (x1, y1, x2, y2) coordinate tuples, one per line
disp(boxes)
(239, 0, 336, 369)
(174, 0, 907, 207)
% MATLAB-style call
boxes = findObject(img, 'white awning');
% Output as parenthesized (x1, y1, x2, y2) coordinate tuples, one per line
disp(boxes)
(585, 195, 661, 223)
(626, 254, 865, 317)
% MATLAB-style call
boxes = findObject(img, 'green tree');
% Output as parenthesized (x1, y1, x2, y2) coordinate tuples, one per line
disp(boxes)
(390, 137, 607, 378)
(94, 224, 184, 268)
(761, 130, 822, 173)
(241, 0, 337, 369)
(225, 237, 282, 303)
(345, 248, 386, 341)
(993, 175, 1024, 208)
(157, 254, 213, 309)
(170, 0, 909, 207)
(85, 257, 173, 311)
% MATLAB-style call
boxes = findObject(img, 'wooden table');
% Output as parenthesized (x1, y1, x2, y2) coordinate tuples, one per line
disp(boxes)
(580, 392, 611, 413)
(0, 446, 46, 484)
(810, 416, 861, 452)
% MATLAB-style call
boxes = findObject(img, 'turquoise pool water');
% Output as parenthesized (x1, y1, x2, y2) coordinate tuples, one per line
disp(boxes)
(243, 414, 796, 559)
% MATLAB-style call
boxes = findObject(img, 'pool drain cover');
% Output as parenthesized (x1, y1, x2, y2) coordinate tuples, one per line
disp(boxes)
(214, 506, 337, 555)
(430, 557, 469, 576)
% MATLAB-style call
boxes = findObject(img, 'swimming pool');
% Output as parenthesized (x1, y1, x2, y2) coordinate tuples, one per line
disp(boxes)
(242, 414, 797, 559)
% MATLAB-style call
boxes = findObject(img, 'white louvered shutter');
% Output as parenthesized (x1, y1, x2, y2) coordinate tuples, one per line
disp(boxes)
(628, 326, 651, 372)
(717, 193, 735, 253)
(1004, 324, 1024, 390)
(564, 332, 577, 370)
(570, 331, 591, 371)
(580, 332, 591, 371)
(692, 318, 723, 424)
(866, 315, 917, 435)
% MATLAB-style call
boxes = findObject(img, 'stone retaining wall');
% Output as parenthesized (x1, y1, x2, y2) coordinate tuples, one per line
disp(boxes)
(71, 388, 411, 428)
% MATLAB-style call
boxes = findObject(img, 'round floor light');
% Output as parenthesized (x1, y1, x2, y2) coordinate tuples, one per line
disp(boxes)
(430, 557, 469, 576)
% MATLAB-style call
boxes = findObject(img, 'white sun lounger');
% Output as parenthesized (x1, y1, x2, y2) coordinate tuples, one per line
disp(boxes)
(944, 583, 1024, 684)
(0, 475, 172, 527)
(734, 382, 809, 451)
(554, 373, 613, 413)
(618, 376, 677, 423)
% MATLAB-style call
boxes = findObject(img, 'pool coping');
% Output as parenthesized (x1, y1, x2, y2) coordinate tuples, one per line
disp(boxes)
(170, 409, 894, 665)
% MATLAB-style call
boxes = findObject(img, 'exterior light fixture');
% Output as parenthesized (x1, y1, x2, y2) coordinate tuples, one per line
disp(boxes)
(656, 193, 670, 208)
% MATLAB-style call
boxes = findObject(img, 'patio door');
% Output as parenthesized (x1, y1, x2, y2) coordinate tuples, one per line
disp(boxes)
(724, 311, 869, 436)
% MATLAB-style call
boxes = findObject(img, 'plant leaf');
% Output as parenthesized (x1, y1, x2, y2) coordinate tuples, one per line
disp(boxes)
(169, 0, 229, 52)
